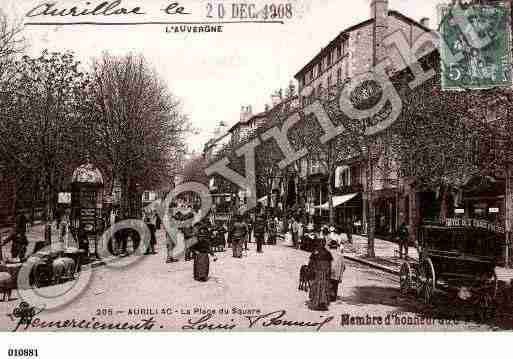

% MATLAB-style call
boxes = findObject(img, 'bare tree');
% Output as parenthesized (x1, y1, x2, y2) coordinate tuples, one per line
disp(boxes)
(0, 11, 25, 86)
(85, 53, 189, 218)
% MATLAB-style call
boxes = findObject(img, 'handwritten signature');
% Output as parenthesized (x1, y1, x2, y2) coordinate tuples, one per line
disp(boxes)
(26, 1, 191, 18)
(182, 310, 334, 331)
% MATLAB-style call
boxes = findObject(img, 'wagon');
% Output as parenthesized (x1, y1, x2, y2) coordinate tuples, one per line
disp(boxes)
(399, 219, 504, 312)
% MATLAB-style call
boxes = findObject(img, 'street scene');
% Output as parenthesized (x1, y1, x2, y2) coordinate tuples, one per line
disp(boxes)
(1, 0, 513, 333)
(0, 231, 500, 331)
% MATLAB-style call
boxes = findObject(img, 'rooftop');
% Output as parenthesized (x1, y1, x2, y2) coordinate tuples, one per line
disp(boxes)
(294, 10, 432, 79)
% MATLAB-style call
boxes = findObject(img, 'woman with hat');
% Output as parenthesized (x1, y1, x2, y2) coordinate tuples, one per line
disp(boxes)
(328, 239, 345, 302)
(190, 219, 217, 281)
(230, 215, 247, 258)
(307, 238, 333, 311)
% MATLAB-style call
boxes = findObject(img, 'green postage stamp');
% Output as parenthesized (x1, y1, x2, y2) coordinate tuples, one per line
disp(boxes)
(440, 2, 512, 90)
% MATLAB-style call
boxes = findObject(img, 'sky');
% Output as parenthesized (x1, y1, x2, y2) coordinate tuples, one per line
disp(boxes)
(4, 0, 442, 152)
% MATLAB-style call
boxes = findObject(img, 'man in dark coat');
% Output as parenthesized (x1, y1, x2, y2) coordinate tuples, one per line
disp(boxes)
(253, 214, 267, 253)
(398, 222, 409, 259)
(144, 215, 157, 255)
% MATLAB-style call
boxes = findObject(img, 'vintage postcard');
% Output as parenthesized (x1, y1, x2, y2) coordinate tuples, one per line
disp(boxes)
(1, 0, 513, 338)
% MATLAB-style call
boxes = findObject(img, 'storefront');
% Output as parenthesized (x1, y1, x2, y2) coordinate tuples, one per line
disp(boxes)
(461, 176, 505, 225)
(373, 188, 399, 238)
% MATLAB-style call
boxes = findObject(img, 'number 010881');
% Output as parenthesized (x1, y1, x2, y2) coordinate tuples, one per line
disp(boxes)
(8, 349, 39, 357)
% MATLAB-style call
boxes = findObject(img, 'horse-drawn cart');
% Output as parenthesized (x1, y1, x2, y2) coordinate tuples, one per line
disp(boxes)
(399, 219, 504, 312)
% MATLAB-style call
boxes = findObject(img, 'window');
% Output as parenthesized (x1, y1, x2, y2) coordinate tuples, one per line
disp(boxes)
(336, 166, 351, 188)
(327, 75, 332, 87)
(306, 70, 312, 83)
(327, 53, 332, 66)
(337, 45, 341, 58)
(317, 84, 322, 96)
(143, 191, 150, 201)
(320, 59, 324, 72)
(342, 40, 347, 56)
(337, 68, 342, 83)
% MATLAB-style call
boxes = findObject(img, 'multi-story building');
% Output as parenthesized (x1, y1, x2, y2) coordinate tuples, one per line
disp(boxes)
(293, 0, 431, 235)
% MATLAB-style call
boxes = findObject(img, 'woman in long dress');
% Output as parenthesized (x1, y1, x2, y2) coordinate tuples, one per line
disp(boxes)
(191, 221, 217, 281)
(308, 240, 333, 311)
(329, 243, 345, 302)
(230, 215, 247, 258)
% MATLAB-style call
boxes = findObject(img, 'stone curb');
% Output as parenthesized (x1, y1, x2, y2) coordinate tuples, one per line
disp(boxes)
(343, 254, 399, 276)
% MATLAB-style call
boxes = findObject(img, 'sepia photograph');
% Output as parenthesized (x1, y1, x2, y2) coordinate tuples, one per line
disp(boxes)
(0, 0, 513, 343)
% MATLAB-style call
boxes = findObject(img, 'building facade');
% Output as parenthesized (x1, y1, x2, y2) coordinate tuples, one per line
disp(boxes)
(293, 0, 431, 234)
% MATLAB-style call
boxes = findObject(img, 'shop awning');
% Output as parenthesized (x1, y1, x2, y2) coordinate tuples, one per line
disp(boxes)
(314, 193, 359, 210)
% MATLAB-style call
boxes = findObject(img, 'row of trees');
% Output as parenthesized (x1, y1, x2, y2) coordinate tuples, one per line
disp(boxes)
(205, 47, 512, 258)
(0, 13, 190, 228)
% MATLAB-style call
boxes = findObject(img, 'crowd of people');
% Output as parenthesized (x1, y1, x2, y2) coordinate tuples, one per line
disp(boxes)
(1, 205, 353, 312)
(157, 204, 354, 312)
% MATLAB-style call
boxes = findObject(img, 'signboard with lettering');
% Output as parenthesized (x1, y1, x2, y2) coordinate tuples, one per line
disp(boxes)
(440, 3, 512, 90)
(445, 217, 505, 234)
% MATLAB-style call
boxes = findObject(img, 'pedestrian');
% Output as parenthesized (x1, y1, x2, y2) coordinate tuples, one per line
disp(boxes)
(10, 213, 28, 262)
(110, 209, 116, 229)
(328, 243, 345, 302)
(247, 214, 251, 243)
(268, 217, 277, 245)
(230, 215, 247, 258)
(144, 214, 157, 255)
(190, 221, 217, 282)
(346, 220, 353, 244)
(398, 222, 409, 259)
(327, 226, 339, 249)
(291, 217, 300, 249)
(155, 213, 162, 230)
(213, 222, 227, 252)
(320, 225, 330, 244)
(297, 218, 304, 249)
(253, 214, 267, 253)
(183, 213, 195, 261)
(307, 239, 333, 311)
(165, 211, 181, 263)
(243, 216, 251, 251)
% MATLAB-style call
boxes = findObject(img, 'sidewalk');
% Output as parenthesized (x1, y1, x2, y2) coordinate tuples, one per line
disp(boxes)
(343, 235, 513, 284)
(343, 234, 418, 275)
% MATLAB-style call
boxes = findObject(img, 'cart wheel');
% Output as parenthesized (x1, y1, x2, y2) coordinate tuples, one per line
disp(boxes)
(399, 262, 412, 295)
(417, 258, 435, 305)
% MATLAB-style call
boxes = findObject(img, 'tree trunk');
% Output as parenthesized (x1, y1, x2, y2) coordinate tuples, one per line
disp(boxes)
(44, 169, 53, 246)
(505, 164, 512, 267)
(120, 173, 130, 219)
(367, 156, 375, 258)
(328, 171, 335, 226)
(440, 185, 449, 224)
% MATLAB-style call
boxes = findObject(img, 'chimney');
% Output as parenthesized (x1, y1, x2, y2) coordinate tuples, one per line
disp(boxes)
(240, 105, 253, 123)
(370, 0, 389, 65)
(420, 17, 430, 29)
(271, 94, 281, 106)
